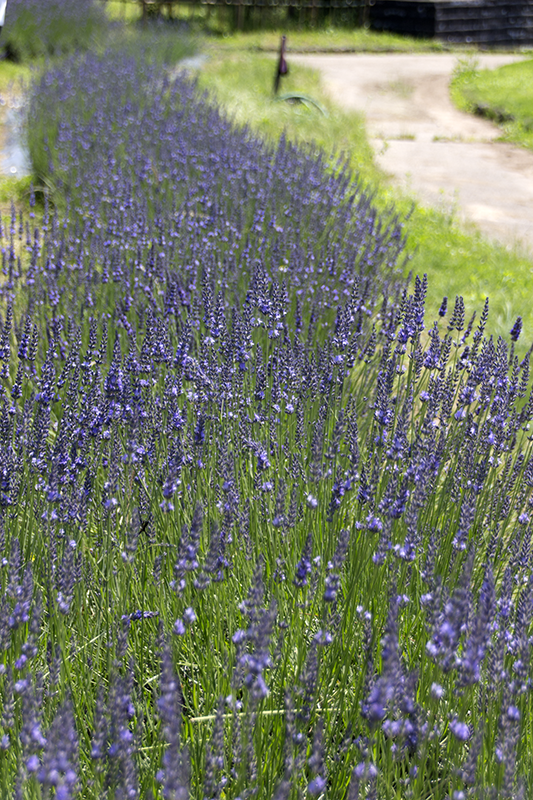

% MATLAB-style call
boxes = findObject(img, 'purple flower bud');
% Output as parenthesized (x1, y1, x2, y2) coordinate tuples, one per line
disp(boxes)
(232, 630, 246, 648)
(314, 630, 333, 646)
(183, 607, 196, 626)
(27, 755, 40, 773)
(450, 718, 470, 742)
(308, 776, 326, 796)
(430, 683, 444, 699)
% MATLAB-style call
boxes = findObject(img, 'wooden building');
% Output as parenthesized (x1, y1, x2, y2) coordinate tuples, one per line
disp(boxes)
(368, 0, 533, 45)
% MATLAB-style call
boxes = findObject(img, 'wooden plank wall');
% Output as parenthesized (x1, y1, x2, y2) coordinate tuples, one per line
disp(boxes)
(369, 0, 533, 44)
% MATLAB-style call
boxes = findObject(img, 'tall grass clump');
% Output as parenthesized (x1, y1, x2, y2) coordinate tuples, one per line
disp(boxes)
(0, 42, 531, 800)
(3, 0, 107, 61)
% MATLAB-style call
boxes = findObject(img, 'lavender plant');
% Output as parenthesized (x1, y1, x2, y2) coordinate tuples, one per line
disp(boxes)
(0, 27, 531, 800)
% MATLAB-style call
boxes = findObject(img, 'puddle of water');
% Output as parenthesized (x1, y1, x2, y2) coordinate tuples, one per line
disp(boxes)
(0, 98, 31, 178)
(169, 52, 208, 80)
(178, 53, 207, 71)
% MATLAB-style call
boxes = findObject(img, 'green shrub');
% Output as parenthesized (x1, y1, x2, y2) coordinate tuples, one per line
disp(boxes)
(3, 0, 107, 61)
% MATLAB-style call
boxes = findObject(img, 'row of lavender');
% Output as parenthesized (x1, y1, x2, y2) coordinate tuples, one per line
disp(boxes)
(0, 34, 531, 800)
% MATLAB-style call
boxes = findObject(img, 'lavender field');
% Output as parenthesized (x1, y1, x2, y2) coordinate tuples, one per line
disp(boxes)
(0, 4, 532, 799)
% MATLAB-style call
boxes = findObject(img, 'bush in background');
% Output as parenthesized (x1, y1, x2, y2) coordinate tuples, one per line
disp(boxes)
(2, 0, 107, 61)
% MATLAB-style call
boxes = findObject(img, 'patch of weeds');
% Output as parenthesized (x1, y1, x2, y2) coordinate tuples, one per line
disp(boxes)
(0, 173, 33, 205)
(382, 78, 414, 98)
(451, 55, 533, 151)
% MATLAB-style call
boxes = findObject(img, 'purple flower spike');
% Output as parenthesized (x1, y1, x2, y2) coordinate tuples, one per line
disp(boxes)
(510, 316, 523, 342)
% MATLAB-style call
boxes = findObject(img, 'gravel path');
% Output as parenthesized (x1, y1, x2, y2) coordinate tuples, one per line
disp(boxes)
(293, 53, 533, 252)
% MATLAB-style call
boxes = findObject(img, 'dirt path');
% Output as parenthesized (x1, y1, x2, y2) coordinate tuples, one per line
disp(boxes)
(293, 53, 533, 252)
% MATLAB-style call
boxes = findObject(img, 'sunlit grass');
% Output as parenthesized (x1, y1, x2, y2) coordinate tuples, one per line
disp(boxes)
(0, 59, 32, 94)
(207, 26, 449, 51)
(105, 0, 142, 22)
(452, 56, 533, 151)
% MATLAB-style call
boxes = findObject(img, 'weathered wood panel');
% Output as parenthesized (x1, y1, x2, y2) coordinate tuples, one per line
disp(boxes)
(369, 0, 533, 45)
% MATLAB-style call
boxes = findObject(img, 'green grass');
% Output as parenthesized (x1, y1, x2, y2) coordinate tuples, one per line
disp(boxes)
(198, 46, 533, 349)
(105, 0, 142, 22)
(452, 56, 533, 151)
(0, 60, 32, 93)
(206, 27, 449, 52)
(0, 173, 33, 203)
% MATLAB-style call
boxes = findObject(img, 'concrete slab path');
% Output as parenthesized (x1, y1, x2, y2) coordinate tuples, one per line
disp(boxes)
(292, 53, 533, 252)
